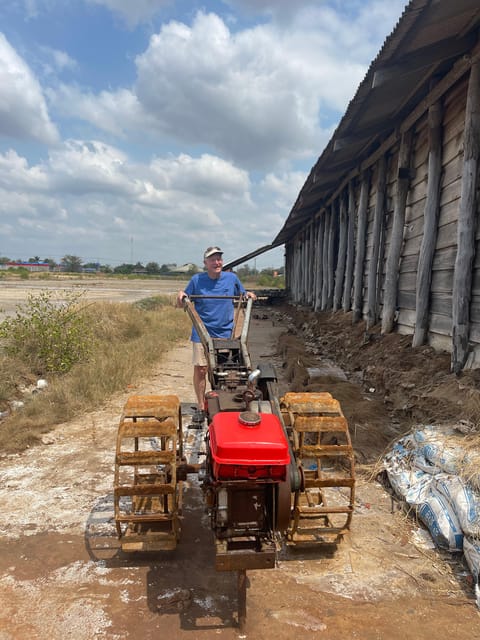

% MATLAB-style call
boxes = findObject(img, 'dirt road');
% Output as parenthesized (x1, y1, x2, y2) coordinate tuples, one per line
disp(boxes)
(0, 302, 478, 639)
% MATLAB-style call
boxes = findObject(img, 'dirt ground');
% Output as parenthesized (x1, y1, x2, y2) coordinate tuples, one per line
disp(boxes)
(1, 286, 480, 639)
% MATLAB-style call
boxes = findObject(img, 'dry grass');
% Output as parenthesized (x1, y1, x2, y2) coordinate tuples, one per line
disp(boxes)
(0, 297, 190, 452)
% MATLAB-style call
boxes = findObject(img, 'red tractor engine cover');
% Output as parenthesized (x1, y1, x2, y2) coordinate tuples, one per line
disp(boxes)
(209, 411, 290, 481)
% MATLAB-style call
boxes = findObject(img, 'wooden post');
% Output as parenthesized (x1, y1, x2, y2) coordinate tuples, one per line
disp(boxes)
(285, 243, 291, 294)
(321, 209, 331, 310)
(296, 236, 303, 303)
(301, 230, 307, 304)
(289, 240, 295, 301)
(367, 154, 387, 328)
(413, 100, 443, 347)
(334, 193, 348, 311)
(284, 244, 289, 293)
(381, 130, 413, 333)
(308, 222, 316, 306)
(343, 181, 355, 312)
(352, 172, 370, 322)
(327, 203, 337, 308)
(311, 218, 318, 308)
(303, 226, 310, 305)
(314, 214, 325, 311)
(292, 237, 301, 303)
(452, 60, 480, 373)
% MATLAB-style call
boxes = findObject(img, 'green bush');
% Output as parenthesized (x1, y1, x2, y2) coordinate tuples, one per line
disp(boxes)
(0, 290, 95, 374)
(256, 273, 285, 288)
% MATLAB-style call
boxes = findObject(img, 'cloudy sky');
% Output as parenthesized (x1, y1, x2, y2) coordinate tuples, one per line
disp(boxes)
(0, 0, 407, 269)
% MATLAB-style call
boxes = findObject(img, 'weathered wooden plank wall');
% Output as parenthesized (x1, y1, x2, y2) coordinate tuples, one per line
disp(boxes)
(285, 60, 480, 371)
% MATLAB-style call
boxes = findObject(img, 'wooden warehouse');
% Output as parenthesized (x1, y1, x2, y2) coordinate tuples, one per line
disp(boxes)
(273, 0, 480, 373)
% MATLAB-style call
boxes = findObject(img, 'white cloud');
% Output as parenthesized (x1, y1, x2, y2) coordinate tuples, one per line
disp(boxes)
(47, 139, 138, 196)
(0, 1, 409, 268)
(261, 171, 307, 211)
(132, 11, 342, 168)
(51, 7, 390, 170)
(0, 141, 266, 265)
(48, 84, 146, 138)
(39, 45, 78, 76)
(148, 153, 250, 200)
(0, 33, 59, 144)
(0, 149, 49, 191)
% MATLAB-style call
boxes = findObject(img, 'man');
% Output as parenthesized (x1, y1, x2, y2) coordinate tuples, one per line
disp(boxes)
(177, 246, 256, 422)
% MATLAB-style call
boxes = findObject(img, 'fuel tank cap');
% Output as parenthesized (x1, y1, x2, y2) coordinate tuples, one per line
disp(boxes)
(238, 411, 261, 427)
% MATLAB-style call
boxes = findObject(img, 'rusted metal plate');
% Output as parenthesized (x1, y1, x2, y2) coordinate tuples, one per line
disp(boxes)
(281, 391, 342, 415)
(116, 450, 175, 465)
(293, 415, 348, 432)
(118, 418, 177, 438)
(114, 483, 176, 497)
(122, 394, 180, 419)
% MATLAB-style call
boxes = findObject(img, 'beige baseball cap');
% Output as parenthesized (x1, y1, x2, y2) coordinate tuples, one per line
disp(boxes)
(204, 246, 223, 259)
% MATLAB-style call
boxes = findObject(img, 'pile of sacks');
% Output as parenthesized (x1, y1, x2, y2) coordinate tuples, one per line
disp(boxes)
(383, 425, 480, 591)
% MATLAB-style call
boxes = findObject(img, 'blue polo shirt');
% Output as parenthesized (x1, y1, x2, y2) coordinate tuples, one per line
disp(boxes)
(184, 271, 246, 342)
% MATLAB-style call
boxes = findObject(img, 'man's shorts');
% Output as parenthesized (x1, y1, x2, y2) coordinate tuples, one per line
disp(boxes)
(192, 341, 207, 367)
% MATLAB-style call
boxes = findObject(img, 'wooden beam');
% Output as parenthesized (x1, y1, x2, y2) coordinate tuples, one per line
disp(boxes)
(382, 130, 413, 334)
(452, 59, 480, 373)
(413, 100, 443, 347)
(333, 120, 396, 151)
(372, 34, 477, 88)
(343, 181, 356, 312)
(308, 221, 316, 306)
(311, 218, 319, 309)
(327, 203, 336, 309)
(321, 209, 330, 310)
(301, 229, 308, 304)
(334, 192, 348, 311)
(352, 172, 370, 323)
(367, 154, 387, 328)
(315, 215, 325, 311)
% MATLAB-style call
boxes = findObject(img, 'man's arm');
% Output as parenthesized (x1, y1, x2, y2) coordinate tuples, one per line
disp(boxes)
(235, 274, 256, 301)
(177, 274, 198, 307)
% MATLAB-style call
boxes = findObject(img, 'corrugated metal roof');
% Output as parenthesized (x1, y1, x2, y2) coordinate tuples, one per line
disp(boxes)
(274, 0, 480, 246)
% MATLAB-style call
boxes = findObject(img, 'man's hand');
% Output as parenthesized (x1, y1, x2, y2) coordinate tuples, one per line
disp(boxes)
(176, 290, 187, 307)
(245, 291, 257, 301)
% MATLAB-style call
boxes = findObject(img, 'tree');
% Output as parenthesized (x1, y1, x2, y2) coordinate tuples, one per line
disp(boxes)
(61, 255, 83, 272)
(114, 263, 135, 274)
(145, 261, 160, 274)
(237, 264, 257, 278)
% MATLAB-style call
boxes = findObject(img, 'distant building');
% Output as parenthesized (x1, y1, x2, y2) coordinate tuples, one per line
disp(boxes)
(1, 262, 50, 272)
(170, 263, 198, 274)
